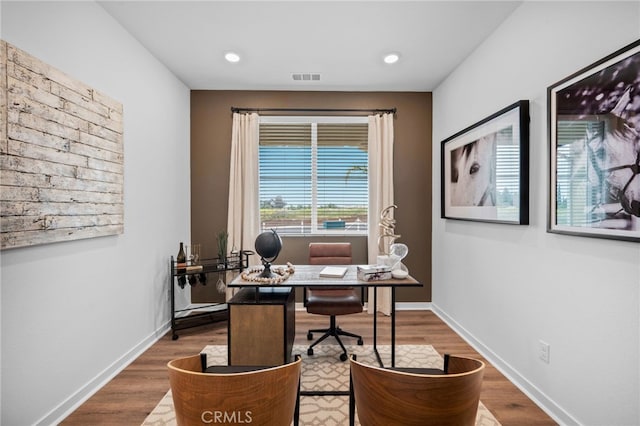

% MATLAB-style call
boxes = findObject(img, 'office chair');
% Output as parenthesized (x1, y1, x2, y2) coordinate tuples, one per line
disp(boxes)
(168, 353, 302, 426)
(349, 354, 485, 426)
(306, 242, 364, 362)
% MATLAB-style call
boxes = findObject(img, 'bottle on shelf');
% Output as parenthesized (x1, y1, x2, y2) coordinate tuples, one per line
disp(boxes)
(177, 242, 187, 273)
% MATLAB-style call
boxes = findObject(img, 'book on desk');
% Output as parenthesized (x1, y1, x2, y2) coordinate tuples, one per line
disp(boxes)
(319, 266, 348, 278)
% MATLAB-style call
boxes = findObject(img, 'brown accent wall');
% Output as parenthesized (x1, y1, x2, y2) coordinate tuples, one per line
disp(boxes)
(190, 91, 432, 304)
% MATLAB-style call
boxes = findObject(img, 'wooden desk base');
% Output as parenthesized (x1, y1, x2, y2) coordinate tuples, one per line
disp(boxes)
(228, 287, 295, 366)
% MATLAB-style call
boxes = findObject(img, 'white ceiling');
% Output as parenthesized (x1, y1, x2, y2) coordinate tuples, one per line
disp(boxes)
(99, 1, 522, 91)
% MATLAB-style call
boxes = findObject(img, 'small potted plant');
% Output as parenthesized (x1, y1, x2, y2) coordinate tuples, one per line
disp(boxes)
(216, 230, 228, 269)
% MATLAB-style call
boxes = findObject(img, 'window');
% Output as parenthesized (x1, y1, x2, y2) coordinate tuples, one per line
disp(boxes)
(259, 116, 369, 235)
(555, 119, 604, 226)
(494, 126, 520, 221)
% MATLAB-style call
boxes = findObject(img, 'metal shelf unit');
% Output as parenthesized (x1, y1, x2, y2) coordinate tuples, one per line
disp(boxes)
(169, 251, 252, 340)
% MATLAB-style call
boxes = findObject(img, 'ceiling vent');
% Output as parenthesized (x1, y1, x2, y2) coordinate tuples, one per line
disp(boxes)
(292, 73, 321, 81)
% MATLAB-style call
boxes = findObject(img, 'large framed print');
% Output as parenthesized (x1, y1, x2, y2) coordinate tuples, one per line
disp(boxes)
(548, 39, 640, 242)
(441, 100, 530, 225)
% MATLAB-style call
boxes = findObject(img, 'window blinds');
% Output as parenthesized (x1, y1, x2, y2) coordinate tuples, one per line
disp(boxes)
(259, 121, 368, 235)
(555, 120, 604, 226)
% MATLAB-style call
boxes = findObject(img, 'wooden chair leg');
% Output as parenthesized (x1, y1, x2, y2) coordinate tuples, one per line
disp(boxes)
(349, 354, 357, 426)
(294, 354, 301, 426)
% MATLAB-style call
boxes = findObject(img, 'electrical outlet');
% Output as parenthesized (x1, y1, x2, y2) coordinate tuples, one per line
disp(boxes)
(538, 340, 550, 363)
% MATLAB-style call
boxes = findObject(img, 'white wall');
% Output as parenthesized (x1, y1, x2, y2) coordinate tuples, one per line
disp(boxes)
(432, 2, 640, 425)
(1, 2, 190, 424)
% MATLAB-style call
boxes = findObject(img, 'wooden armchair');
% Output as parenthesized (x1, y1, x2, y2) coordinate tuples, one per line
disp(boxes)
(167, 353, 302, 426)
(349, 354, 485, 426)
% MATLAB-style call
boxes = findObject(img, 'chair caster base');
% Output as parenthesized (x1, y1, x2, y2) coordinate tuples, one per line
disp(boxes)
(340, 353, 348, 362)
(307, 332, 313, 341)
(357, 338, 363, 345)
(307, 348, 314, 356)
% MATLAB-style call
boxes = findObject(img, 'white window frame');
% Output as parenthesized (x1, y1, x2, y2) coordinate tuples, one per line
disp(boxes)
(259, 115, 369, 236)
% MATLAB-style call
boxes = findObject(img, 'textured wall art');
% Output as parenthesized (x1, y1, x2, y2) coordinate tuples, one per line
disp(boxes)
(0, 41, 124, 249)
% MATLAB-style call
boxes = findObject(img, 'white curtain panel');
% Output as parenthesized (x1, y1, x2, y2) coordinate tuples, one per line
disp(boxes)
(367, 113, 394, 315)
(226, 112, 261, 301)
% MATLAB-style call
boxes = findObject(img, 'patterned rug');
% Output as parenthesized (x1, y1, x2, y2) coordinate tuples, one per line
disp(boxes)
(142, 344, 501, 426)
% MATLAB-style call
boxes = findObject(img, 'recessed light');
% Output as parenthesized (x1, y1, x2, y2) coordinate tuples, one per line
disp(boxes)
(225, 52, 241, 63)
(383, 53, 400, 64)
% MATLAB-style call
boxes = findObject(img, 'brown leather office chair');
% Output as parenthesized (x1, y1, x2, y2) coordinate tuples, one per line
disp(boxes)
(349, 354, 485, 426)
(168, 353, 302, 426)
(306, 242, 364, 362)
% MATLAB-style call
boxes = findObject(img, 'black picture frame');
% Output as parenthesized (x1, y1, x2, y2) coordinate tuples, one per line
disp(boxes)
(441, 100, 530, 225)
(548, 39, 640, 242)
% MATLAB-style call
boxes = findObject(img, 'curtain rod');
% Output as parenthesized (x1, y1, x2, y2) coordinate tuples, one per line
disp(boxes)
(230, 106, 396, 115)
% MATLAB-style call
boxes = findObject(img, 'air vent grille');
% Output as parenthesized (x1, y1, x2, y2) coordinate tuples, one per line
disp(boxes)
(292, 73, 321, 81)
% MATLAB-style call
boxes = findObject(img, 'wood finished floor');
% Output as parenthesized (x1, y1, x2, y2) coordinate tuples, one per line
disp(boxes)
(61, 310, 557, 425)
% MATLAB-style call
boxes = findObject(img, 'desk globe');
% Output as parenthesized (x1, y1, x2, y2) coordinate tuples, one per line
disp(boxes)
(254, 229, 282, 278)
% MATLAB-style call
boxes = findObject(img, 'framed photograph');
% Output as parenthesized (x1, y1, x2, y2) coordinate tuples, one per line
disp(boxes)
(548, 39, 640, 242)
(441, 100, 530, 224)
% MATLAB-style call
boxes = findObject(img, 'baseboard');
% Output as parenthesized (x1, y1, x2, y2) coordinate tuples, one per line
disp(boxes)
(430, 304, 579, 426)
(37, 321, 171, 425)
(396, 301, 431, 311)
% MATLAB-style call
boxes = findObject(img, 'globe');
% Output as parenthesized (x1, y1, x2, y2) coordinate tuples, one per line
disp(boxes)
(254, 229, 282, 278)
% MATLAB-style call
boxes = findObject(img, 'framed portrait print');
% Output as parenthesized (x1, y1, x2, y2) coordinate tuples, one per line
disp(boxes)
(548, 39, 640, 242)
(441, 100, 530, 225)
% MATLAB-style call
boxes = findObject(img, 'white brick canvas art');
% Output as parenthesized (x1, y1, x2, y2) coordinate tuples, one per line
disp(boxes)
(0, 41, 124, 249)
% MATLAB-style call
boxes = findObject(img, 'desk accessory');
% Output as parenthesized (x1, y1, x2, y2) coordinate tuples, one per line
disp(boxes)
(319, 266, 348, 278)
(391, 269, 409, 279)
(254, 229, 282, 278)
(357, 265, 392, 281)
(389, 243, 410, 276)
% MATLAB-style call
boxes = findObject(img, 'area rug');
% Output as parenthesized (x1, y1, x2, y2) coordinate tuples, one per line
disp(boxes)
(142, 344, 501, 426)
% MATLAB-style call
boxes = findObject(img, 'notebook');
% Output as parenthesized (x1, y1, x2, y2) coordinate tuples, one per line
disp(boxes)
(319, 266, 348, 278)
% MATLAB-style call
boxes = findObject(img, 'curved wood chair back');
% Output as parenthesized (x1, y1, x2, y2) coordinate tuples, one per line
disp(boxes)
(350, 355, 484, 426)
(168, 354, 301, 426)
(308, 242, 352, 265)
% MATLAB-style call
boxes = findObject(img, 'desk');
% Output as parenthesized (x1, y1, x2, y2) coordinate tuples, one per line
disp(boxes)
(228, 265, 422, 368)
